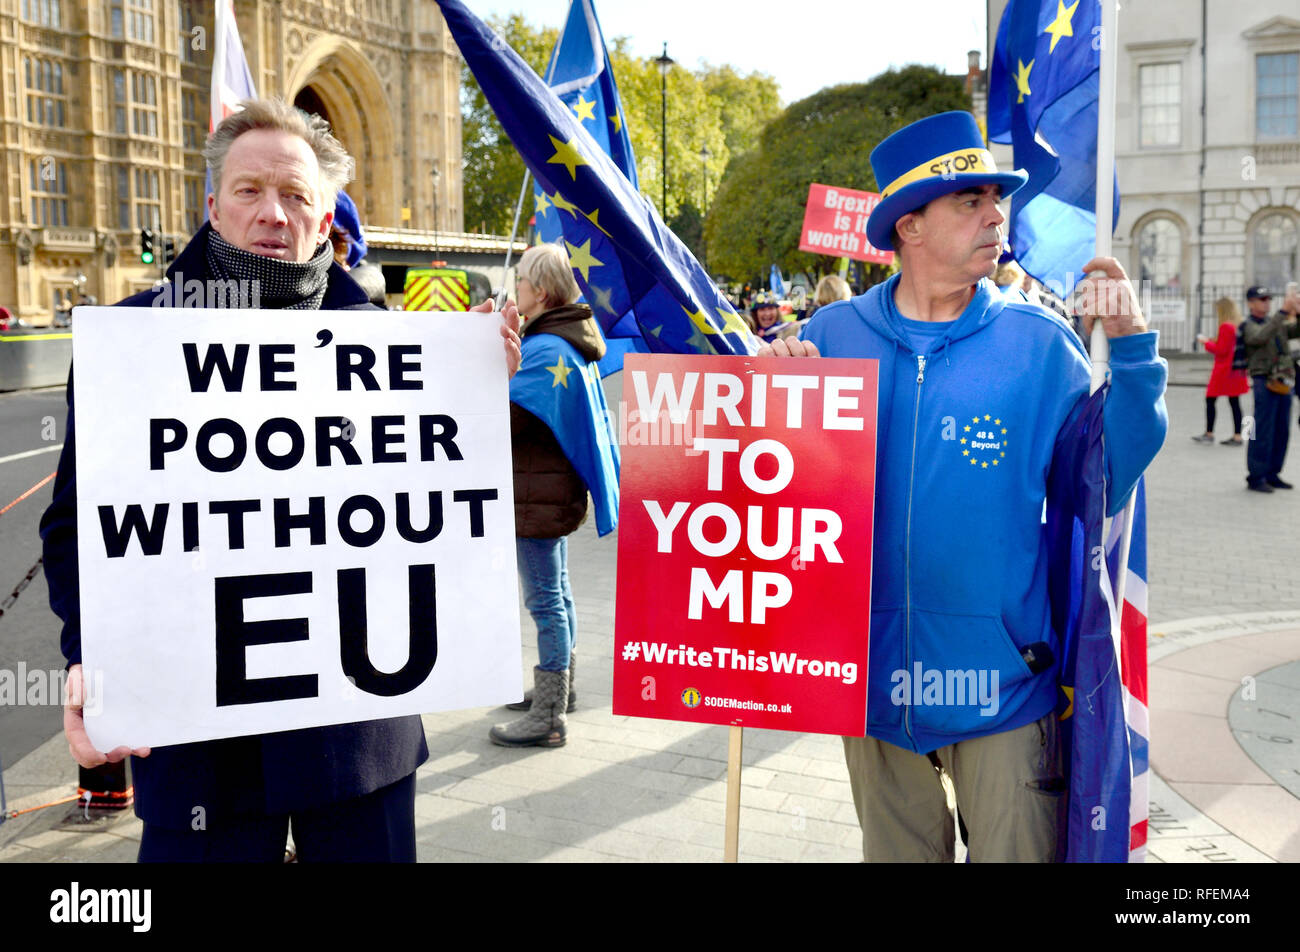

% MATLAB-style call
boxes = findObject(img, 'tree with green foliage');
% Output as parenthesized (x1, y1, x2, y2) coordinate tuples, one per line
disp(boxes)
(459, 15, 780, 244)
(460, 15, 557, 235)
(701, 64, 783, 158)
(703, 66, 972, 284)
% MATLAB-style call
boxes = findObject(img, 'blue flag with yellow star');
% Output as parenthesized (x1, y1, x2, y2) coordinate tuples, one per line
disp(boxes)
(988, 0, 1120, 296)
(532, 0, 646, 376)
(510, 332, 620, 536)
(439, 0, 757, 359)
(534, 0, 638, 230)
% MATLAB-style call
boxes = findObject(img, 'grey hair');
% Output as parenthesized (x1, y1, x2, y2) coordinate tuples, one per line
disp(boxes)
(203, 98, 354, 212)
(518, 242, 581, 307)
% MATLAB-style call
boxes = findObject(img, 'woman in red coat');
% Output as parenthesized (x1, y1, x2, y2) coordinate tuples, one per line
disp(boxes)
(1193, 297, 1249, 445)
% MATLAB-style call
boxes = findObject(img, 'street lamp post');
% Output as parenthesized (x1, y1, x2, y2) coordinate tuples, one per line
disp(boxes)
(699, 145, 711, 210)
(431, 163, 441, 259)
(655, 43, 674, 217)
(699, 145, 711, 268)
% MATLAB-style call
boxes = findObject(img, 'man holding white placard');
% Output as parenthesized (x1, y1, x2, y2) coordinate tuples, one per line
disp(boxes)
(40, 99, 520, 862)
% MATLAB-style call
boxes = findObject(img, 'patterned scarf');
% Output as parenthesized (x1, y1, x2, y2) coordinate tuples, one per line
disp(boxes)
(206, 229, 332, 310)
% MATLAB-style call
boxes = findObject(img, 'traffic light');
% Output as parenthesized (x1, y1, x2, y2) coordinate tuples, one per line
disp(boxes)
(140, 228, 155, 265)
(162, 237, 176, 265)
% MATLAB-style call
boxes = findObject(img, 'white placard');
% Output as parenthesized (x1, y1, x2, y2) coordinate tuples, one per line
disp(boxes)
(73, 307, 521, 749)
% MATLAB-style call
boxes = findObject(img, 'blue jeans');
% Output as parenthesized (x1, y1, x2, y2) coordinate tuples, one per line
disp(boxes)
(516, 536, 576, 672)
(1248, 377, 1291, 485)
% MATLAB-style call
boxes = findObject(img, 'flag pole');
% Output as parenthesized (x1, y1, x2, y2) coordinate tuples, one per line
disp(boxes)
(1094, 0, 1137, 638)
(723, 725, 743, 861)
(496, 171, 533, 308)
(1090, 0, 1118, 398)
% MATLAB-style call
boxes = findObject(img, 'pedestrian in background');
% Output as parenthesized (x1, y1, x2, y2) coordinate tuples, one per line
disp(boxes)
(993, 259, 1030, 301)
(811, 274, 852, 316)
(1243, 285, 1300, 492)
(491, 242, 620, 748)
(1193, 296, 1248, 445)
(53, 292, 72, 327)
(751, 295, 785, 343)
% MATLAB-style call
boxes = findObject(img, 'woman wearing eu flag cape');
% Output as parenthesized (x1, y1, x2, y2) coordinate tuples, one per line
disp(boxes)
(491, 242, 620, 748)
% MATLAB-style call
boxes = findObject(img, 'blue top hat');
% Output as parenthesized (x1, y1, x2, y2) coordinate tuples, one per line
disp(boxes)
(332, 190, 368, 268)
(866, 111, 1028, 252)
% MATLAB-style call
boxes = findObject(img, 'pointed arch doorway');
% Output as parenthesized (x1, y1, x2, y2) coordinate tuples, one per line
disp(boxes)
(287, 40, 397, 232)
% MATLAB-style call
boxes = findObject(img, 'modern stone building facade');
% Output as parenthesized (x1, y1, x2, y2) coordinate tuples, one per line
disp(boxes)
(986, 1, 1300, 350)
(1, 0, 465, 322)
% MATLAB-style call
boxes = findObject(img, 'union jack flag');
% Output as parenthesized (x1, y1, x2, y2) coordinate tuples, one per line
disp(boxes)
(1108, 480, 1149, 861)
(1047, 388, 1149, 862)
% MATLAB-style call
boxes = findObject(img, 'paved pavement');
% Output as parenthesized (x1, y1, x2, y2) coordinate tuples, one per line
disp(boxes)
(2, 359, 1298, 862)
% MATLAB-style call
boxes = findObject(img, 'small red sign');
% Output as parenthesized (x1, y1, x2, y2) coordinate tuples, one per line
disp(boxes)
(613, 354, 878, 736)
(798, 183, 895, 265)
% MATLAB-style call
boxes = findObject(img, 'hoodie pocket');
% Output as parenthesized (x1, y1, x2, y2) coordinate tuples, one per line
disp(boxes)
(865, 608, 905, 733)
(896, 608, 1031, 735)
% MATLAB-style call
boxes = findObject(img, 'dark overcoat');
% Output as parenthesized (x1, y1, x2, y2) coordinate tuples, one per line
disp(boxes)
(39, 224, 428, 828)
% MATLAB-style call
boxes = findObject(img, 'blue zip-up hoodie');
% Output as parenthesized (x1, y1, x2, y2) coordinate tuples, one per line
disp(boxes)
(801, 275, 1167, 754)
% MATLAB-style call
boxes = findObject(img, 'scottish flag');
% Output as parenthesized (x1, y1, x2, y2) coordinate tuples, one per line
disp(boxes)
(439, 0, 756, 358)
(1046, 387, 1147, 862)
(988, 0, 1120, 296)
(510, 334, 620, 536)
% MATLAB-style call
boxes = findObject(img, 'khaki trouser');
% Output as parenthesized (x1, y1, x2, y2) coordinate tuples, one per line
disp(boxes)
(842, 714, 1066, 862)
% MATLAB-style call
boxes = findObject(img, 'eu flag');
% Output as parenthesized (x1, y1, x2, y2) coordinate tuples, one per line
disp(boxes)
(532, 0, 647, 375)
(438, 0, 756, 358)
(1046, 387, 1146, 862)
(534, 0, 639, 234)
(988, 0, 1120, 296)
(511, 333, 621, 536)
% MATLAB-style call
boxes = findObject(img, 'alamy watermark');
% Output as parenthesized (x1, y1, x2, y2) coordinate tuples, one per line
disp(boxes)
(889, 663, 1000, 717)
(617, 401, 708, 450)
(0, 663, 102, 714)
(49, 882, 151, 932)
(151, 273, 261, 309)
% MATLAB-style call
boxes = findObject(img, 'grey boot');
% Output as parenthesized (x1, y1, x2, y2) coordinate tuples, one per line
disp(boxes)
(506, 652, 576, 712)
(490, 667, 568, 747)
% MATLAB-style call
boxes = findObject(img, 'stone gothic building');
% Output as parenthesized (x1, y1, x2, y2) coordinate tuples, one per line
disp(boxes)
(2, 0, 464, 321)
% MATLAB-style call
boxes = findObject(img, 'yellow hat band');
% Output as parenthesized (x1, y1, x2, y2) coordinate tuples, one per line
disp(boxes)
(881, 148, 1000, 199)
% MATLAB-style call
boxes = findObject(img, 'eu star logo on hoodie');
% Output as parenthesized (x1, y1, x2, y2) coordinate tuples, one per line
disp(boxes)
(960, 413, 1009, 468)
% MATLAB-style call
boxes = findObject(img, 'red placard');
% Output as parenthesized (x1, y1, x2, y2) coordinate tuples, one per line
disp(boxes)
(613, 354, 877, 735)
(798, 183, 895, 265)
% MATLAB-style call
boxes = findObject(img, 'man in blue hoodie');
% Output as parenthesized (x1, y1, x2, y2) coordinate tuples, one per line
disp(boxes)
(770, 111, 1167, 862)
